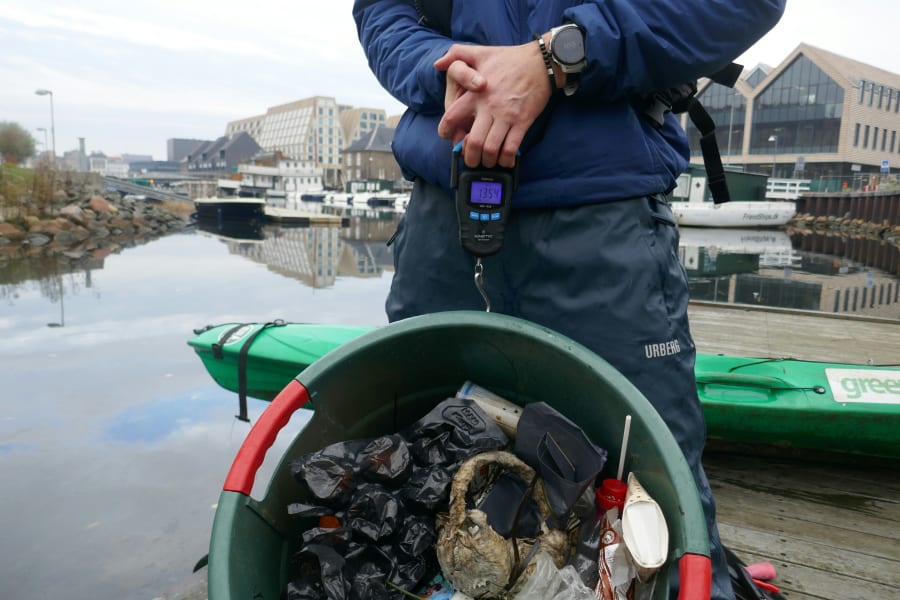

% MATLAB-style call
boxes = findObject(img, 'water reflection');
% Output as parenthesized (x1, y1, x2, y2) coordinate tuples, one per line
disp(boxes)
(196, 209, 400, 289)
(679, 226, 900, 318)
(4, 211, 900, 320)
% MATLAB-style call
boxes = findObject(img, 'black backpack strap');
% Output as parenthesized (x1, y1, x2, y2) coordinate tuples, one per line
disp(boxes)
(687, 98, 731, 204)
(709, 62, 744, 88)
(637, 63, 743, 205)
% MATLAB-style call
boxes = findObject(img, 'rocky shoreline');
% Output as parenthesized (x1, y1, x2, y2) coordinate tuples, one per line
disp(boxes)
(0, 172, 191, 265)
(787, 212, 900, 249)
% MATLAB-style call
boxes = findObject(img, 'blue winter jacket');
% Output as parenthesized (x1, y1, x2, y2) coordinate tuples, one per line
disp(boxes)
(353, 0, 785, 208)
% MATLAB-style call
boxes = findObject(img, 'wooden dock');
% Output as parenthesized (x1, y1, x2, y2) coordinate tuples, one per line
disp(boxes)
(688, 302, 900, 599)
(264, 206, 348, 226)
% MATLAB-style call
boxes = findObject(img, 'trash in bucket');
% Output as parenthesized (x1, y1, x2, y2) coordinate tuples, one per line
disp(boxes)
(207, 311, 712, 600)
(284, 397, 510, 598)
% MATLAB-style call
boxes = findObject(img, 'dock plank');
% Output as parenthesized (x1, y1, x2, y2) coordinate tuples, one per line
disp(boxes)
(688, 301, 900, 365)
(719, 523, 900, 599)
(264, 206, 346, 226)
(688, 302, 900, 599)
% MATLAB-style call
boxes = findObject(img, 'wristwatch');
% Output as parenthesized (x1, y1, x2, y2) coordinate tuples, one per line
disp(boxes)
(548, 24, 586, 96)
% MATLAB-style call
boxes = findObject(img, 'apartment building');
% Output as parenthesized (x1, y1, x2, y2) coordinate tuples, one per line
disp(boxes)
(225, 97, 389, 188)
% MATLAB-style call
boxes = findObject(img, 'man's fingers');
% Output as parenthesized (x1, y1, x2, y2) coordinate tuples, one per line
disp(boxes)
(499, 126, 526, 168)
(438, 93, 477, 140)
(446, 60, 486, 91)
(463, 114, 492, 168)
(480, 121, 510, 169)
(434, 44, 479, 71)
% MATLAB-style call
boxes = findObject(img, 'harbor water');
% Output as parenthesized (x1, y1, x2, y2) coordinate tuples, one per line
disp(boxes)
(1, 207, 898, 600)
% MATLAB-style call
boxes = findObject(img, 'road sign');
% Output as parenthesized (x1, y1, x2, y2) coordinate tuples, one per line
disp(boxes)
(881, 159, 890, 173)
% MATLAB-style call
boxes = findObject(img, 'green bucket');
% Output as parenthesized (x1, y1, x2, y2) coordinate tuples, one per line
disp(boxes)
(208, 311, 712, 599)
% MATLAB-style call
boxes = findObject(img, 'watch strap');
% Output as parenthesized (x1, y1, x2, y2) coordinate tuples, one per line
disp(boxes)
(533, 35, 557, 92)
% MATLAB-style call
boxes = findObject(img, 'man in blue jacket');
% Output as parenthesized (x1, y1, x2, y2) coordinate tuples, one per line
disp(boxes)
(354, 2, 785, 598)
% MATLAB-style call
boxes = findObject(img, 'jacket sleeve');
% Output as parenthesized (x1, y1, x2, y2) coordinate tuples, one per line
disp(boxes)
(353, 0, 454, 114)
(566, 0, 786, 100)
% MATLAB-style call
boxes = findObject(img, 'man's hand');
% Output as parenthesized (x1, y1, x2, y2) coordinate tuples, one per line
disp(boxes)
(435, 41, 553, 168)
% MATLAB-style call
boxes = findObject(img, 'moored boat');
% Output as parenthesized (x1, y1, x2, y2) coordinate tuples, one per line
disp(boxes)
(670, 165, 796, 228)
(187, 321, 900, 459)
(194, 196, 266, 223)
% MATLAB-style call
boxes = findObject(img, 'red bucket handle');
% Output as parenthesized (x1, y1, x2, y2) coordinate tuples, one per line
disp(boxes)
(678, 553, 712, 600)
(223, 379, 310, 496)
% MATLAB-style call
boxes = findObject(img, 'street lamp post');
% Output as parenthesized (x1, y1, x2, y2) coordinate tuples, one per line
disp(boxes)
(47, 272, 65, 328)
(36, 127, 48, 160)
(768, 134, 779, 179)
(725, 91, 741, 164)
(35, 89, 56, 164)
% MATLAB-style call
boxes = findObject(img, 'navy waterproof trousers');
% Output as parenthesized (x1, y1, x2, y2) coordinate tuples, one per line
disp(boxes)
(387, 179, 735, 600)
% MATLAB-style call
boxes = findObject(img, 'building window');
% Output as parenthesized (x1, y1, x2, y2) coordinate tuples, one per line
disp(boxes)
(874, 127, 879, 149)
(883, 130, 888, 152)
(892, 131, 897, 153)
(888, 89, 894, 111)
(878, 85, 885, 109)
(868, 82, 875, 106)
(864, 125, 870, 148)
(748, 55, 843, 154)
(859, 80, 866, 103)
(854, 123, 861, 147)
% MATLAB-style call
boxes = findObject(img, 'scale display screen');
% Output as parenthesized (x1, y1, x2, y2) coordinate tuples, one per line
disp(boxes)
(469, 180, 503, 206)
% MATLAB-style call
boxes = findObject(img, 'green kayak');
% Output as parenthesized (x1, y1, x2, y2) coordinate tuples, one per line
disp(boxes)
(187, 321, 375, 419)
(188, 321, 900, 458)
(696, 354, 899, 459)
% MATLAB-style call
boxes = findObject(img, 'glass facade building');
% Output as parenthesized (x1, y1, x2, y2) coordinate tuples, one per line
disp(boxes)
(685, 43, 900, 184)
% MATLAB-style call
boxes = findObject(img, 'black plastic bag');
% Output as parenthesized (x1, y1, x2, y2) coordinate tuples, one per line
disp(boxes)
(358, 434, 413, 484)
(293, 544, 348, 600)
(400, 465, 453, 511)
(568, 517, 602, 588)
(285, 397, 506, 600)
(514, 402, 607, 524)
(287, 502, 338, 518)
(290, 439, 369, 507)
(344, 543, 396, 600)
(301, 527, 353, 550)
(396, 515, 436, 558)
(344, 483, 403, 542)
(402, 397, 509, 468)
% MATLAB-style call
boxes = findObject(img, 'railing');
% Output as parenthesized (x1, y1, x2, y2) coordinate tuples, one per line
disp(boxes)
(766, 178, 811, 200)
(101, 177, 191, 203)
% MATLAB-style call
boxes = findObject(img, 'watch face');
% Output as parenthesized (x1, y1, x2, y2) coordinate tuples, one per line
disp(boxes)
(553, 27, 584, 66)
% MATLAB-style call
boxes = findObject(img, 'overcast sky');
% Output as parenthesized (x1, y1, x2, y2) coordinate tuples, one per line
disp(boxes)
(2, 0, 897, 160)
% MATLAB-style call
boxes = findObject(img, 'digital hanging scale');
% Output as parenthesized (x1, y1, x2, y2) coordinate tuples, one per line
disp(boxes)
(451, 141, 519, 257)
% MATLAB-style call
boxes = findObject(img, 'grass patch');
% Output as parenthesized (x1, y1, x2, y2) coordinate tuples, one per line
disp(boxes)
(0, 163, 34, 201)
